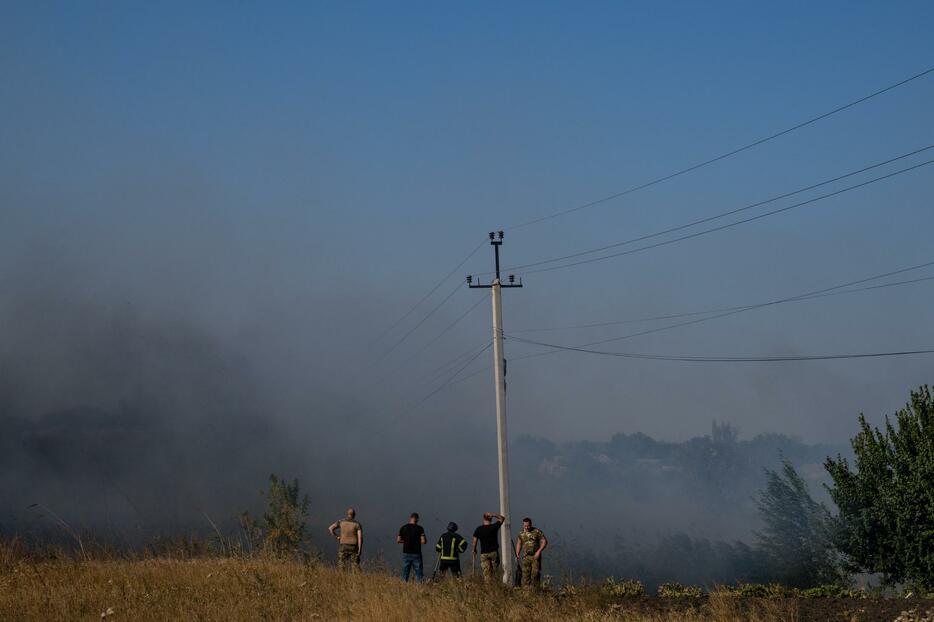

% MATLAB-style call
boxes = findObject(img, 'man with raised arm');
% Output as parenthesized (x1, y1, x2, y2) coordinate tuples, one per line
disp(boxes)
(471, 511, 505, 582)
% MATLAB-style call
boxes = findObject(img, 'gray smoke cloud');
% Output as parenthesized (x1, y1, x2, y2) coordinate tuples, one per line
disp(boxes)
(0, 246, 841, 587)
(0, 164, 909, 589)
(0, 235, 499, 545)
(0, 91, 920, 581)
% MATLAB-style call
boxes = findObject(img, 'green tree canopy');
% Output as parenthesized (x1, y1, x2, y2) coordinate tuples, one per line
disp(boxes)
(825, 385, 934, 589)
(240, 474, 309, 554)
(262, 474, 310, 554)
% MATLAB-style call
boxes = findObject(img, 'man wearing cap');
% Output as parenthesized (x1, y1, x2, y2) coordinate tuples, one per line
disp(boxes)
(435, 522, 468, 578)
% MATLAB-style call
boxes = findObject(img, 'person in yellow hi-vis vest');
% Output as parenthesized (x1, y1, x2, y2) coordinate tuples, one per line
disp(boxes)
(435, 522, 468, 578)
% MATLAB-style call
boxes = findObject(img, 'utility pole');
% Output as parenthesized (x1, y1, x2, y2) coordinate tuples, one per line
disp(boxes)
(467, 230, 522, 585)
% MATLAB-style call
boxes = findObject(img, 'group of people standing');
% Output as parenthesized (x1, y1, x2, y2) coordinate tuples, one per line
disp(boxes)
(327, 508, 548, 587)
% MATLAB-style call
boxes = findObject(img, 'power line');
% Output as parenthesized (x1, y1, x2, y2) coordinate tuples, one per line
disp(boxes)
(368, 240, 485, 346)
(513, 274, 934, 334)
(502, 144, 934, 273)
(371, 66, 934, 369)
(384, 293, 489, 380)
(505, 65, 934, 231)
(398, 342, 492, 417)
(374, 279, 466, 364)
(505, 338, 934, 363)
(487, 258, 934, 376)
(371, 65, 934, 362)
(422, 259, 934, 389)
(530, 259, 934, 351)
(424, 341, 491, 384)
(521, 157, 934, 275)
(410, 293, 489, 361)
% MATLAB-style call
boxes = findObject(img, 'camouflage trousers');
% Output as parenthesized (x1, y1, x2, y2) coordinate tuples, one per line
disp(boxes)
(337, 543, 360, 571)
(520, 554, 541, 588)
(479, 551, 500, 581)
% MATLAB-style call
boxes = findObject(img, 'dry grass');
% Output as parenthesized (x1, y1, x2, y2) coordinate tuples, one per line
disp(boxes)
(0, 545, 801, 622)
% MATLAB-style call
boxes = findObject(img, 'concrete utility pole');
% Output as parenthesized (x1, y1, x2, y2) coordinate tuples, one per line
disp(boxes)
(467, 231, 522, 585)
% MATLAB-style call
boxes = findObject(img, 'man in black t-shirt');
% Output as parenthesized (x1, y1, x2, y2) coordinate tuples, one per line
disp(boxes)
(396, 512, 427, 582)
(471, 511, 505, 582)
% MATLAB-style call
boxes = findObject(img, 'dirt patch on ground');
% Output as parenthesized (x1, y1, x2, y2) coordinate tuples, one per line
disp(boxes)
(604, 596, 934, 622)
(797, 598, 933, 622)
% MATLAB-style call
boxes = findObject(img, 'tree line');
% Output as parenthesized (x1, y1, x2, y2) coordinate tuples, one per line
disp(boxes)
(243, 385, 934, 592)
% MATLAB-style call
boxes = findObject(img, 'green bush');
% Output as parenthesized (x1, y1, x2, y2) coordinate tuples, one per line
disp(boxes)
(240, 474, 311, 557)
(798, 584, 865, 599)
(556, 583, 578, 598)
(720, 582, 790, 598)
(657, 582, 704, 598)
(601, 577, 645, 597)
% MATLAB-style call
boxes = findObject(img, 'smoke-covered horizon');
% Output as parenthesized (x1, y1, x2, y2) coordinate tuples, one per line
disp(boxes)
(0, 115, 927, 576)
(0, 273, 845, 554)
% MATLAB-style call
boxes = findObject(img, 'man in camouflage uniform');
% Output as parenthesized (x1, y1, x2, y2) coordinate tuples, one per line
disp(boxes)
(328, 507, 363, 571)
(514, 517, 547, 588)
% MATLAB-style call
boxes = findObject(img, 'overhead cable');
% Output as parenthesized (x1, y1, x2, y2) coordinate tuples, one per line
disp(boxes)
(522, 157, 934, 275)
(505, 65, 934, 231)
(397, 342, 492, 418)
(506, 337, 934, 363)
(513, 274, 934, 334)
(503, 144, 934, 273)
(369, 240, 485, 346)
(424, 341, 492, 384)
(374, 279, 465, 363)
(380, 294, 490, 382)
(420, 259, 934, 390)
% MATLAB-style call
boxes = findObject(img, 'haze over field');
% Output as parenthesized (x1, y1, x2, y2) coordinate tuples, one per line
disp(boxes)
(2, 1, 933, 580)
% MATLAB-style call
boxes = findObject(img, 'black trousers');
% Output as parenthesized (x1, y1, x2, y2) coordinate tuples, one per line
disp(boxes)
(438, 559, 462, 577)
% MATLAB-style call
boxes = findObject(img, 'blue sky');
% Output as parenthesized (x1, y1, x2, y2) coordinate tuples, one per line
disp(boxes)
(2, 1, 934, 443)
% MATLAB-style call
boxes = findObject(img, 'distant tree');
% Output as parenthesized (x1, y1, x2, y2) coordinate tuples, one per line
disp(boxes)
(238, 511, 263, 556)
(262, 474, 310, 554)
(679, 421, 746, 498)
(711, 420, 739, 447)
(241, 474, 310, 556)
(825, 385, 934, 589)
(755, 460, 845, 587)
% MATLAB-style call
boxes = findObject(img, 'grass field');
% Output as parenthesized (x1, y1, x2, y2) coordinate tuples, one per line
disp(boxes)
(2, 541, 933, 621)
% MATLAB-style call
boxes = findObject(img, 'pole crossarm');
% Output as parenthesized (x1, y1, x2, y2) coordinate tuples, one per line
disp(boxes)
(467, 231, 524, 289)
(468, 281, 523, 289)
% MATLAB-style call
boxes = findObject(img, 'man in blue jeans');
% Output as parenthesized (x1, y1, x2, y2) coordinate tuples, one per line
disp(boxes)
(397, 512, 427, 582)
